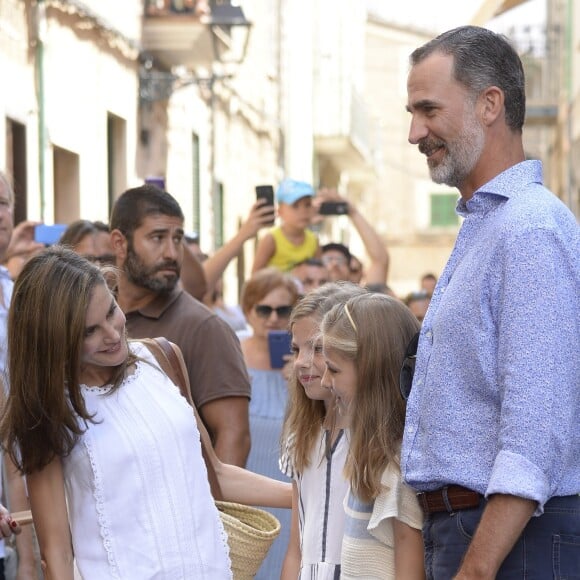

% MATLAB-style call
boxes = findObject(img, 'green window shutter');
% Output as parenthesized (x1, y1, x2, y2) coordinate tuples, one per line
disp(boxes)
(214, 181, 224, 249)
(192, 133, 201, 233)
(430, 193, 459, 227)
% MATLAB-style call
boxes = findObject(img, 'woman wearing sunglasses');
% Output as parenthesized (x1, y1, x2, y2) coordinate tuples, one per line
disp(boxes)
(239, 268, 300, 579)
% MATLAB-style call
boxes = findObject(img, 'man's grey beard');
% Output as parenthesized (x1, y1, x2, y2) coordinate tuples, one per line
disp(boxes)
(425, 106, 485, 189)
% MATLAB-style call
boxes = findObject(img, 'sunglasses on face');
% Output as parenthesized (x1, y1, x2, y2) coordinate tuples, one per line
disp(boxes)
(322, 255, 348, 267)
(399, 331, 420, 401)
(254, 304, 293, 319)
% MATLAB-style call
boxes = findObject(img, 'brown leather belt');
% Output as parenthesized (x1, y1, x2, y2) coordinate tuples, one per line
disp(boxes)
(417, 485, 482, 515)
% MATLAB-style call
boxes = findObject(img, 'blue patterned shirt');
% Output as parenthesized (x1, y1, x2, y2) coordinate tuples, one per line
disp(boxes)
(401, 160, 580, 514)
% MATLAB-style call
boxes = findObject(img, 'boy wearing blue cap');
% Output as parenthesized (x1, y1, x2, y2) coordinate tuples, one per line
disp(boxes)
(252, 179, 320, 273)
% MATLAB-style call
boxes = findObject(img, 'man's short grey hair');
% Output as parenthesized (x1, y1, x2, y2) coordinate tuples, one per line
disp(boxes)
(411, 25, 526, 132)
(0, 171, 15, 208)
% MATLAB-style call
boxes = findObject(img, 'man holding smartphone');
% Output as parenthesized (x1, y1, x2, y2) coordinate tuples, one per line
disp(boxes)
(316, 188, 390, 287)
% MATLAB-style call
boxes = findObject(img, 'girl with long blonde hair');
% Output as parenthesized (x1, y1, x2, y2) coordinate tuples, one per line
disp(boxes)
(321, 292, 424, 579)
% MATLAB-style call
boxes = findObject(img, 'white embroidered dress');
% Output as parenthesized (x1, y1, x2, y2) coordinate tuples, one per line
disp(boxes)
(62, 343, 231, 579)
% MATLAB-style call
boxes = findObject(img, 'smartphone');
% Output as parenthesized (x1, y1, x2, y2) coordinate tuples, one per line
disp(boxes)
(268, 330, 292, 369)
(319, 201, 349, 216)
(34, 224, 68, 245)
(255, 185, 275, 226)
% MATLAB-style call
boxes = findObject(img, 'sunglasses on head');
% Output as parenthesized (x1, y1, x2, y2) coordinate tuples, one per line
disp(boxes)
(399, 331, 420, 401)
(254, 304, 293, 319)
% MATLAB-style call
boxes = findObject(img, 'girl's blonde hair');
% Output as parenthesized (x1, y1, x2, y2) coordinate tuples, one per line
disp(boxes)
(321, 293, 420, 502)
(282, 282, 366, 474)
(0, 247, 137, 474)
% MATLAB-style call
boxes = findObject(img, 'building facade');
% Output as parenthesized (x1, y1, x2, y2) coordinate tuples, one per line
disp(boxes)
(1, 0, 576, 299)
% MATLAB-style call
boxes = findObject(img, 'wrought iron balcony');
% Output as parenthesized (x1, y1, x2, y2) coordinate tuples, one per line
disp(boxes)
(142, 0, 250, 71)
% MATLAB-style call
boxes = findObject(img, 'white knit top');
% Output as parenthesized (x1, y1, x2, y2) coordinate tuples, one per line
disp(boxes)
(340, 461, 423, 579)
(63, 342, 231, 579)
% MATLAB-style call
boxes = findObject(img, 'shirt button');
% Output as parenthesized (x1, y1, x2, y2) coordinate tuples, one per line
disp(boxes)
(408, 426, 414, 434)
(416, 378, 423, 386)
(425, 331, 432, 339)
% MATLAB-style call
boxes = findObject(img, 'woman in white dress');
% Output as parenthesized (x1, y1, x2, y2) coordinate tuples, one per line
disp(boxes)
(0, 247, 290, 580)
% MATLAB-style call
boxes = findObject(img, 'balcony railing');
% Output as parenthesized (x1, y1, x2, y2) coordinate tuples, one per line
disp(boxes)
(313, 81, 380, 176)
(507, 23, 561, 124)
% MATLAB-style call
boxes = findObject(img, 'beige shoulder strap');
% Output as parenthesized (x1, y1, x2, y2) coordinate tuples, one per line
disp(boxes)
(140, 337, 223, 500)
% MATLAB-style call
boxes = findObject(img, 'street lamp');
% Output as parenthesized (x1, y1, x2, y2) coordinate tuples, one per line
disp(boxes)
(139, 3, 252, 101)
(209, 2, 252, 66)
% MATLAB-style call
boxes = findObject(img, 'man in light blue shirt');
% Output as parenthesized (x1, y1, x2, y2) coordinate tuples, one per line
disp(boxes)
(402, 26, 579, 579)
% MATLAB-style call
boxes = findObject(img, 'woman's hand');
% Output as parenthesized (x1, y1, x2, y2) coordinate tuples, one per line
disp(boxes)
(0, 503, 21, 537)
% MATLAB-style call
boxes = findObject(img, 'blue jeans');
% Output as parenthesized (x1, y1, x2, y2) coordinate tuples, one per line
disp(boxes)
(423, 495, 580, 579)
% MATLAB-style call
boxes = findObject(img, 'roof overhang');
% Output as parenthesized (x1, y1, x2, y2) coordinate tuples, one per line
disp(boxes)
(471, 0, 530, 25)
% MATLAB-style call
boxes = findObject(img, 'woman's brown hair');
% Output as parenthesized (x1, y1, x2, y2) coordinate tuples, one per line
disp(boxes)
(240, 267, 299, 316)
(1, 247, 136, 474)
(321, 293, 420, 502)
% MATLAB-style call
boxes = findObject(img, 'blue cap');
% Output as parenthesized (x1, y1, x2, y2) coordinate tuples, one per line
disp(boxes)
(276, 179, 314, 205)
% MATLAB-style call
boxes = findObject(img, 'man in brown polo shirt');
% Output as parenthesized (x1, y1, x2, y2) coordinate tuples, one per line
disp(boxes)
(110, 185, 251, 466)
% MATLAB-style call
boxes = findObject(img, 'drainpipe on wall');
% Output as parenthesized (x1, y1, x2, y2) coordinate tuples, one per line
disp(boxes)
(35, 0, 47, 220)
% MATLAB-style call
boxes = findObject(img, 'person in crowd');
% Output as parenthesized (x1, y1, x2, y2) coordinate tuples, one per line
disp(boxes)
(365, 282, 397, 297)
(183, 232, 205, 258)
(0, 247, 291, 579)
(0, 171, 44, 579)
(419, 272, 437, 295)
(252, 179, 320, 273)
(59, 219, 115, 265)
(402, 26, 579, 578)
(320, 293, 424, 578)
(206, 277, 248, 335)
(321, 243, 352, 283)
(202, 200, 276, 298)
(316, 188, 389, 285)
(109, 184, 251, 466)
(1, 201, 45, 282)
(239, 269, 300, 578)
(177, 231, 208, 302)
(323, 294, 424, 578)
(404, 290, 431, 323)
(347, 254, 364, 284)
(280, 282, 366, 579)
(290, 258, 329, 295)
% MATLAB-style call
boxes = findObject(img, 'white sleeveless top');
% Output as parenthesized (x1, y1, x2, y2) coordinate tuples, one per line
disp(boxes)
(62, 342, 231, 579)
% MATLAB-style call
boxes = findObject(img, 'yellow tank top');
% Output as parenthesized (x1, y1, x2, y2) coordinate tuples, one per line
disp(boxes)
(268, 226, 318, 272)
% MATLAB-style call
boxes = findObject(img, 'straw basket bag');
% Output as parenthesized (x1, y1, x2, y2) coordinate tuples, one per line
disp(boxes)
(216, 501, 281, 579)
